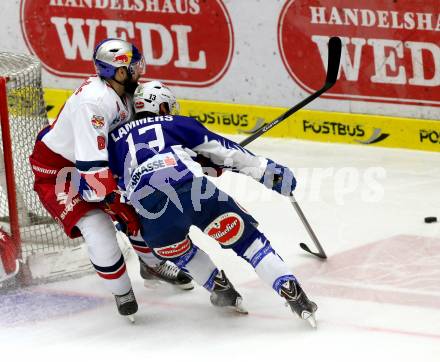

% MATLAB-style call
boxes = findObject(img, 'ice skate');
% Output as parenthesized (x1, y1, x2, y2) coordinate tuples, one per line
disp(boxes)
(210, 270, 248, 314)
(139, 257, 194, 290)
(114, 288, 138, 323)
(280, 279, 317, 328)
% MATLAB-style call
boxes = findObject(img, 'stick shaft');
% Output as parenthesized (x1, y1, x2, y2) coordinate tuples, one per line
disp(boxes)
(289, 195, 327, 258)
(240, 85, 330, 147)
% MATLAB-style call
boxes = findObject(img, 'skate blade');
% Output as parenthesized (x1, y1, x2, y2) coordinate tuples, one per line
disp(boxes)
(143, 279, 163, 288)
(143, 278, 194, 291)
(177, 281, 195, 291)
(126, 314, 135, 323)
(234, 298, 249, 315)
(302, 312, 317, 329)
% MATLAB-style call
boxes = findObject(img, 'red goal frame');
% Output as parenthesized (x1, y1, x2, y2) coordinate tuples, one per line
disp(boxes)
(0, 76, 22, 258)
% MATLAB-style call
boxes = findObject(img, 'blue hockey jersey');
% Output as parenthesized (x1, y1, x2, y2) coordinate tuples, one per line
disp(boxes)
(107, 115, 268, 200)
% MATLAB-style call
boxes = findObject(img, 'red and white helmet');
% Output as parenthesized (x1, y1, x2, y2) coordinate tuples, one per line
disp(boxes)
(133, 81, 179, 115)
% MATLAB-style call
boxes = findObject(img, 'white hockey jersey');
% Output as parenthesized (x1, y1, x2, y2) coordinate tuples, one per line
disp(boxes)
(42, 75, 134, 201)
(43, 75, 134, 165)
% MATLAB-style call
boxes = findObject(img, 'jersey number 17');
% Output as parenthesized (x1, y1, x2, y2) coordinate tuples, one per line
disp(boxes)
(126, 124, 165, 172)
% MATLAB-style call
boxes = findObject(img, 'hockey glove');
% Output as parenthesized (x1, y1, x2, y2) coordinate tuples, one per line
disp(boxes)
(79, 168, 118, 202)
(102, 192, 140, 236)
(260, 159, 296, 196)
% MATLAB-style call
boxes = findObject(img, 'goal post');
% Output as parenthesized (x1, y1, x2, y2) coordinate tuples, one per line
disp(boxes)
(0, 76, 21, 258)
(0, 51, 93, 285)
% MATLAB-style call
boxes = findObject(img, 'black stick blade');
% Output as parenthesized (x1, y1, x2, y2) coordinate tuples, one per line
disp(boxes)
(299, 243, 327, 259)
(325, 37, 342, 87)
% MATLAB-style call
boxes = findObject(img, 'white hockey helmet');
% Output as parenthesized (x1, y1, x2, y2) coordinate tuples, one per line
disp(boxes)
(133, 81, 179, 115)
(93, 38, 145, 79)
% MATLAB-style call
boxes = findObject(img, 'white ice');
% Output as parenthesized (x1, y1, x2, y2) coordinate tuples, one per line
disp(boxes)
(1, 136, 439, 362)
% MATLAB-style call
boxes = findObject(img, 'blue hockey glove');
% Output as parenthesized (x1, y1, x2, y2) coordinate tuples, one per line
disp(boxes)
(260, 159, 296, 196)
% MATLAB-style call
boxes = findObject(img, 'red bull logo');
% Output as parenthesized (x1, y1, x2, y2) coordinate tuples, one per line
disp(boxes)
(113, 53, 130, 64)
(91, 115, 105, 129)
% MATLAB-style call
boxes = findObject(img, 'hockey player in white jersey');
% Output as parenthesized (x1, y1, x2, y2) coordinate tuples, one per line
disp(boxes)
(29, 39, 192, 322)
(107, 81, 318, 327)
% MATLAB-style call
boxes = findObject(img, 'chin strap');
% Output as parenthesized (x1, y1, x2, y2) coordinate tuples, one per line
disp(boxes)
(112, 78, 126, 86)
(111, 72, 138, 95)
(110, 66, 133, 86)
(112, 74, 130, 86)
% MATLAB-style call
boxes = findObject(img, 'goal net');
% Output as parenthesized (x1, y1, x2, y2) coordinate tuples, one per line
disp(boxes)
(0, 51, 93, 284)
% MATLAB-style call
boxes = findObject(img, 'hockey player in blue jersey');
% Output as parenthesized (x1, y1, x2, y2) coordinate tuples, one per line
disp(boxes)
(107, 81, 318, 327)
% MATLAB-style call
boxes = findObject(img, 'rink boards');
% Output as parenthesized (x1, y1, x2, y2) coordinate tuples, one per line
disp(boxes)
(44, 89, 440, 153)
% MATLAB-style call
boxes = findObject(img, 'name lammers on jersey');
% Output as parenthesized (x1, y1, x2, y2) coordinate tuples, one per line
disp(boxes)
(111, 115, 174, 142)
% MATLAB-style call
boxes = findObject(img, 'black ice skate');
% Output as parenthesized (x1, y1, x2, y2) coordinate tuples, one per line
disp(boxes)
(280, 279, 318, 328)
(114, 288, 138, 323)
(210, 270, 248, 314)
(139, 257, 194, 290)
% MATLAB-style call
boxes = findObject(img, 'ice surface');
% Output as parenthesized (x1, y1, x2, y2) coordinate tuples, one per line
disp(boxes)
(1, 136, 439, 362)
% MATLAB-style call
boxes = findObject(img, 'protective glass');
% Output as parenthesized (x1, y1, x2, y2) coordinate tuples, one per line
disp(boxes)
(129, 56, 146, 76)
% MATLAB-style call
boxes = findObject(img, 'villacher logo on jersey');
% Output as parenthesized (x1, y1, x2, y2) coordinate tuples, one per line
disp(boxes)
(204, 212, 244, 246)
(20, 0, 234, 87)
(154, 238, 191, 258)
(278, 0, 440, 107)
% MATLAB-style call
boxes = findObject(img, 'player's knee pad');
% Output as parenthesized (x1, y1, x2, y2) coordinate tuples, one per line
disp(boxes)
(76, 210, 131, 295)
(151, 236, 196, 264)
(76, 210, 121, 264)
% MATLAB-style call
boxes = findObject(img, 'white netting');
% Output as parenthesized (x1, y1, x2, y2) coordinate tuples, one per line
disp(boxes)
(0, 51, 84, 260)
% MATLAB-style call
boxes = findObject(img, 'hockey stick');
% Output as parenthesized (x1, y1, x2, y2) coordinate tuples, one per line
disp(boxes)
(290, 195, 327, 259)
(240, 36, 342, 148)
(239, 36, 342, 259)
